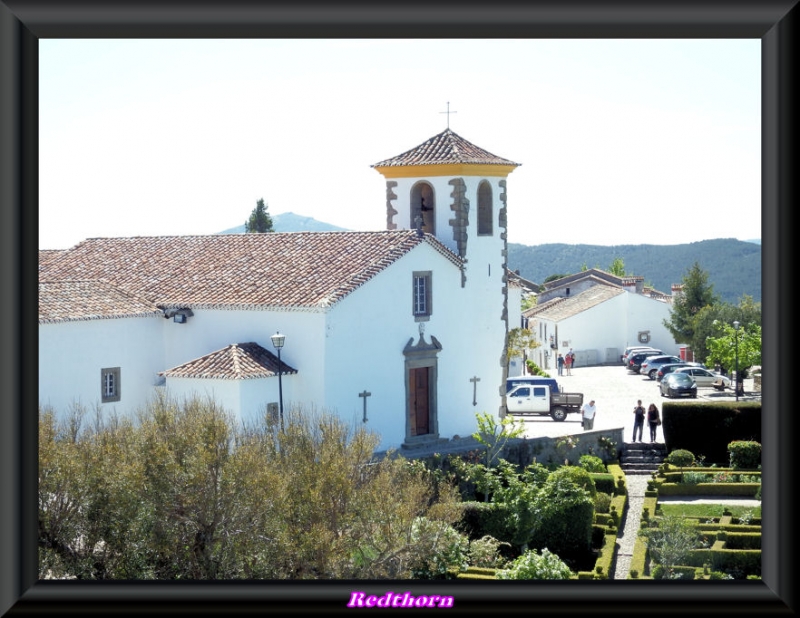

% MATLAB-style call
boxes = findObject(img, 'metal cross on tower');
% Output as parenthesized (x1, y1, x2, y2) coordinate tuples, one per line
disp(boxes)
(440, 101, 457, 129)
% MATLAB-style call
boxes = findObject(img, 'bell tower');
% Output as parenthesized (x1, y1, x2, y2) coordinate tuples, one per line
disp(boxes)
(371, 127, 520, 274)
(372, 128, 521, 420)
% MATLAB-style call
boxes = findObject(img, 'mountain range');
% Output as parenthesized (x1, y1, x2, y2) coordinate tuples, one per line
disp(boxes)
(219, 213, 761, 305)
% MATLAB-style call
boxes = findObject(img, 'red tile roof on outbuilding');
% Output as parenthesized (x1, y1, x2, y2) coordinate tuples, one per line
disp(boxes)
(160, 342, 297, 380)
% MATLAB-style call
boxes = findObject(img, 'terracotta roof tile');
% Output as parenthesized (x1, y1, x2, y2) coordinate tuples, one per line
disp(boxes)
(39, 230, 462, 310)
(39, 280, 162, 323)
(160, 342, 298, 380)
(523, 286, 625, 322)
(372, 128, 520, 168)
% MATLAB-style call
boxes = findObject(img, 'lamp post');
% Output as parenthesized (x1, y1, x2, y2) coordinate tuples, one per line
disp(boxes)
(270, 331, 286, 428)
(733, 320, 740, 401)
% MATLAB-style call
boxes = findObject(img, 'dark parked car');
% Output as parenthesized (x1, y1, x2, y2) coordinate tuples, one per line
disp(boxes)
(621, 346, 662, 366)
(656, 362, 693, 382)
(660, 372, 698, 398)
(639, 355, 683, 380)
(628, 350, 666, 374)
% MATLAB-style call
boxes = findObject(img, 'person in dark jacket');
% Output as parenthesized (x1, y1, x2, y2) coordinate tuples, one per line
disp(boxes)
(647, 403, 661, 442)
(632, 399, 645, 442)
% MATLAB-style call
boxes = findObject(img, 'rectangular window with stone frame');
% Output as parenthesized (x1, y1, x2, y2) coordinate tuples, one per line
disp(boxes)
(412, 271, 432, 320)
(101, 367, 121, 403)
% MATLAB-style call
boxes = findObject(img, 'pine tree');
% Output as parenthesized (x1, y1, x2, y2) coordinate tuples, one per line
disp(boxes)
(245, 198, 274, 233)
(662, 262, 718, 345)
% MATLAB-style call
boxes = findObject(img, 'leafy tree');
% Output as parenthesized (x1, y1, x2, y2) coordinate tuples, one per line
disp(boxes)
(691, 295, 762, 365)
(506, 327, 539, 375)
(472, 411, 526, 468)
(665, 449, 695, 483)
(705, 320, 762, 379)
(643, 515, 700, 579)
(407, 517, 469, 578)
(543, 273, 569, 283)
(38, 398, 463, 580)
(496, 547, 573, 580)
(663, 262, 718, 348)
(527, 469, 595, 560)
(608, 257, 626, 276)
(520, 294, 537, 311)
(244, 198, 274, 233)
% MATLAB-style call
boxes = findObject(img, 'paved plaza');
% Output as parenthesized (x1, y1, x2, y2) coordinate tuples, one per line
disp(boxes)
(513, 364, 759, 443)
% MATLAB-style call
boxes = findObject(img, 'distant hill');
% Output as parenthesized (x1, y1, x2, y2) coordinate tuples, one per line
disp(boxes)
(507, 239, 761, 305)
(219, 212, 349, 235)
(218, 215, 760, 305)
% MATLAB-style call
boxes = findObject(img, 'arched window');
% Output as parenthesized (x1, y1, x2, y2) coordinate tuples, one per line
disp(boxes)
(410, 182, 435, 234)
(477, 181, 492, 235)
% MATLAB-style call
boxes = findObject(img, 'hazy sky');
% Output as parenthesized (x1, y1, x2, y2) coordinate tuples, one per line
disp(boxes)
(39, 39, 761, 250)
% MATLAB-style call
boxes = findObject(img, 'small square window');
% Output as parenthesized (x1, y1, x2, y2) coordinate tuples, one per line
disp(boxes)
(101, 367, 121, 403)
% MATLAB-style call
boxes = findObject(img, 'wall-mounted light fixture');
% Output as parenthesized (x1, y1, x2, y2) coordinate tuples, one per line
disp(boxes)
(163, 308, 194, 323)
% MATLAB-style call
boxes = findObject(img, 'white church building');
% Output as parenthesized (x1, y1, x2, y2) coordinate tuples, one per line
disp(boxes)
(38, 129, 522, 451)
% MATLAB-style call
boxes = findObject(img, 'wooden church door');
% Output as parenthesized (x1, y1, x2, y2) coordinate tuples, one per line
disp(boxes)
(409, 366, 430, 436)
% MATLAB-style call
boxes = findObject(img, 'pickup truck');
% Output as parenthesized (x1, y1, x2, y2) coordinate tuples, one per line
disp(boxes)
(505, 384, 584, 422)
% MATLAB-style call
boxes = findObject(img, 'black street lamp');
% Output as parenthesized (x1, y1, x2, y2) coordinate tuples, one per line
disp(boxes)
(733, 320, 740, 401)
(270, 331, 286, 428)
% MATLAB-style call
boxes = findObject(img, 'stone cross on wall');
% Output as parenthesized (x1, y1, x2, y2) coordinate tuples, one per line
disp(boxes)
(470, 376, 480, 406)
(359, 390, 372, 423)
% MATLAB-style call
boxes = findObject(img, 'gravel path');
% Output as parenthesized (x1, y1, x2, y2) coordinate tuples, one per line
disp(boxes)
(612, 474, 649, 580)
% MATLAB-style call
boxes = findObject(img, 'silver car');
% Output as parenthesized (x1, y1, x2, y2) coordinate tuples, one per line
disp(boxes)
(639, 355, 683, 380)
(673, 366, 731, 388)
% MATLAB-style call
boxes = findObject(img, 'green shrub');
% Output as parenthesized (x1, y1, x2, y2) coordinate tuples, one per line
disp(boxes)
(728, 441, 761, 470)
(682, 471, 708, 485)
(593, 492, 612, 514)
(468, 535, 510, 569)
(409, 517, 470, 579)
(578, 454, 606, 473)
(496, 548, 572, 580)
(666, 449, 696, 467)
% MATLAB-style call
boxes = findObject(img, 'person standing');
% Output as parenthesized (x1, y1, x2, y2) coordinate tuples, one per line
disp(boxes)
(564, 352, 573, 376)
(632, 399, 645, 442)
(647, 403, 661, 442)
(581, 399, 596, 431)
(557, 353, 565, 376)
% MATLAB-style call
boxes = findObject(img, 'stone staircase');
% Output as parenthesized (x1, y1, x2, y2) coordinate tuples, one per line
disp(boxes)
(620, 441, 668, 475)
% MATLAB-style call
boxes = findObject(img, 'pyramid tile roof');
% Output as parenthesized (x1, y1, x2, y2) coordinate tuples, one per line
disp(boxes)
(39, 230, 462, 310)
(159, 342, 298, 380)
(371, 128, 520, 168)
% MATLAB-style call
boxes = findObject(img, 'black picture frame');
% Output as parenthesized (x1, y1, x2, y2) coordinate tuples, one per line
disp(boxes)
(1, 1, 795, 614)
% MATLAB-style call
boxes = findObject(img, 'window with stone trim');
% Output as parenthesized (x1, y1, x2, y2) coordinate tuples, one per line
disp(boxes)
(101, 367, 121, 403)
(477, 180, 493, 235)
(412, 271, 432, 319)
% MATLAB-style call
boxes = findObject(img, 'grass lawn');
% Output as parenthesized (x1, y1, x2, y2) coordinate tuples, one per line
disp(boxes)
(658, 503, 761, 519)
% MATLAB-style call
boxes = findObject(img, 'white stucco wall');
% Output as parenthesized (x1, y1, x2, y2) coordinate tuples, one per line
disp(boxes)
(528, 292, 678, 370)
(159, 307, 325, 410)
(39, 315, 164, 417)
(623, 293, 678, 356)
(323, 242, 506, 450)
